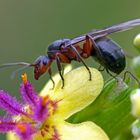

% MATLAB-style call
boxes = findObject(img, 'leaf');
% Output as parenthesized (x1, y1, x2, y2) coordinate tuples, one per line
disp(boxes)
(68, 79, 136, 140)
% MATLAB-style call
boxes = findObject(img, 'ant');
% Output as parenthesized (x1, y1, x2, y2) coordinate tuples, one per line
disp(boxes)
(1, 19, 140, 88)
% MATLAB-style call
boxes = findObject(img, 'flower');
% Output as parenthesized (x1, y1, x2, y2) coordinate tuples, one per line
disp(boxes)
(131, 56, 140, 79)
(132, 120, 140, 138)
(134, 33, 140, 51)
(131, 89, 140, 117)
(131, 89, 140, 139)
(0, 66, 109, 140)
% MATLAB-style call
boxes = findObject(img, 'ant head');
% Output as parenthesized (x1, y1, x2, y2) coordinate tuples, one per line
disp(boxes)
(34, 55, 52, 80)
(0, 56, 52, 80)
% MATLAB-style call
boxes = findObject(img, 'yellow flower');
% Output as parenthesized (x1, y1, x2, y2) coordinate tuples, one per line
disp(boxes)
(134, 33, 140, 50)
(7, 66, 109, 140)
(131, 89, 140, 117)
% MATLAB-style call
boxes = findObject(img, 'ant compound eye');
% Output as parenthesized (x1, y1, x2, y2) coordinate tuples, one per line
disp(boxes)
(34, 65, 40, 80)
(34, 56, 43, 64)
(35, 56, 50, 66)
(43, 57, 49, 65)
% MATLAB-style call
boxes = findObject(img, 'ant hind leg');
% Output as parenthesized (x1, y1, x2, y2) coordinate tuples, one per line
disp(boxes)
(56, 56, 65, 89)
(105, 69, 122, 85)
(98, 65, 105, 72)
(123, 70, 140, 87)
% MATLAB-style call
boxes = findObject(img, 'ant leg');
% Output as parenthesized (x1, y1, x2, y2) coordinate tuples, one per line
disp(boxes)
(98, 65, 105, 71)
(86, 35, 109, 66)
(70, 45, 92, 80)
(56, 56, 65, 88)
(48, 68, 55, 89)
(105, 69, 127, 88)
(86, 34, 104, 62)
(106, 69, 118, 79)
(86, 35, 117, 77)
(61, 64, 64, 76)
(123, 71, 140, 87)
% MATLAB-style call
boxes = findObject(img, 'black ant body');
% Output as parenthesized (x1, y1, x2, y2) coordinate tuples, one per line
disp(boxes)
(1, 19, 140, 88)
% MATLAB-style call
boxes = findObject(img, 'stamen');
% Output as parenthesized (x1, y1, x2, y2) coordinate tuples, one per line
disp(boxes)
(42, 96, 49, 106)
(44, 125, 49, 132)
(49, 99, 62, 114)
(41, 130, 45, 137)
(0, 119, 16, 132)
(50, 126, 60, 140)
(20, 74, 39, 106)
(16, 123, 26, 133)
(21, 73, 28, 84)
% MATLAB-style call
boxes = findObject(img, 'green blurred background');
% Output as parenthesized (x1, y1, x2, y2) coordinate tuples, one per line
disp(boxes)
(0, 0, 140, 139)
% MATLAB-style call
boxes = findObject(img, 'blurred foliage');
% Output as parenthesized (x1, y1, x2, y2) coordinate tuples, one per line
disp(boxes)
(132, 56, 140, 79)
(132, 119, 140, 139)
(0, 0, 140, 139)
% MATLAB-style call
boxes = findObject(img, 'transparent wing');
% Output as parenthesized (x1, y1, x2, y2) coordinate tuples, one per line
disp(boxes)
(67, 19, 140, 46)
(0, 62, 31, 69)
(90, 18, 140, 38)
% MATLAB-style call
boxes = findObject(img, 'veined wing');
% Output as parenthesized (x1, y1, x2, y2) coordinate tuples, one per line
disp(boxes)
(66, 19, 140, 47)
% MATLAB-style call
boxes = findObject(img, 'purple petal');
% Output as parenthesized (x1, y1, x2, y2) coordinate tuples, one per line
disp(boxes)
(0, 117, 15, 132)
(20, 81, 39, 106)
(32, 97, 49, 122)
(15, 122, 36, 140)
(0, 90, 26, 116)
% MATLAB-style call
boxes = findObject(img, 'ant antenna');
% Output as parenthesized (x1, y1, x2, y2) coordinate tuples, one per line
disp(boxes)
(0, 62, 34, 79)
(0, 62, 31, 69)
(11, 65, 30, 79)
(123, 71, 140, 87)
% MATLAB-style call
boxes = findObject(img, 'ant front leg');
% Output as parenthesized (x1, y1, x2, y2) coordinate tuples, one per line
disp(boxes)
(48, 68, 55, 89)
(56, 55, 65, 89)
(55, 53, 71, 88)
(69, 44, 92, 81)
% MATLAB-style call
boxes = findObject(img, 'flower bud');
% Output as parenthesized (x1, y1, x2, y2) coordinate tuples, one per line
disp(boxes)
(132, 120, 140, 138)
(131, 56, 140, 79)
(131, 89, 140, 117)
(134, 34, 140, 52)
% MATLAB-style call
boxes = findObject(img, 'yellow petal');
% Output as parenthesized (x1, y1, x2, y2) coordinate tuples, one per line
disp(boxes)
(41, 66, 104, 119)
(7, 121, 109, 140)
(131, 89, 140, 117)
(7, 132, 19, 140)
(58, 121, 109, 140)
(134, 33, 140, 49)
